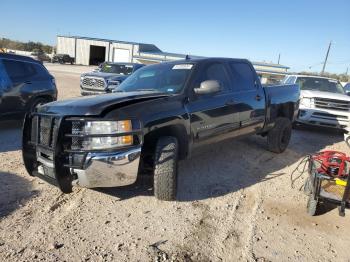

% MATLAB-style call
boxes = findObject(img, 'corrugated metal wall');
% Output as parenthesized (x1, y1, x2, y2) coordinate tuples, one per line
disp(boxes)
(57, 36, 76, 58)
(109, 43, 133, 63)
(57, 36, 136, 65)
(76, 39, 110, 65)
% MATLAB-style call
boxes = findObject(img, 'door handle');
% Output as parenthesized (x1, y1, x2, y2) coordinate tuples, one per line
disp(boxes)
(255, 95, 262, 101)
(24, 81, 32, 84)
(225, 99, 235, 105)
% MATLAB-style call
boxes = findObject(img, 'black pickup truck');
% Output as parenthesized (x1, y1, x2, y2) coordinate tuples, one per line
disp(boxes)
(22, 58, 299, 200)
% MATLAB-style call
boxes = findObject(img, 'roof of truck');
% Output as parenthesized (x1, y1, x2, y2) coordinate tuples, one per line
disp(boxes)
(161, 57, 251, 64)
(287, 74, 339, 81)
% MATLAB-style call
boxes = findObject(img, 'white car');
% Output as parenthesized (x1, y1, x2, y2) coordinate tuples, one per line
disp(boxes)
(283, 75, 350, 130)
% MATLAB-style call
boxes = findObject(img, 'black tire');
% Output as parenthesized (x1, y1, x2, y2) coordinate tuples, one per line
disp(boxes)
(29, 97, 49, 113)
(267, 117, 292, 153)
(153, 136, 178, 201)
(307, 194, 319, 216)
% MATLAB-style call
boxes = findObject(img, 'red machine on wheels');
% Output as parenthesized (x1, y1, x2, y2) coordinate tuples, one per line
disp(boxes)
(306, 151, 350, 216)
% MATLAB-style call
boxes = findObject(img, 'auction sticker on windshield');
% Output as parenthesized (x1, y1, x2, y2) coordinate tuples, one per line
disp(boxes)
(172, 64, 193, 70)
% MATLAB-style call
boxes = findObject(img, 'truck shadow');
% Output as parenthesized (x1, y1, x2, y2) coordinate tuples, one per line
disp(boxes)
(0, 120, 23, 153)
(0, 172, 38, 218)
(99, 125, 344, 205)
(177, 125, 344, 202)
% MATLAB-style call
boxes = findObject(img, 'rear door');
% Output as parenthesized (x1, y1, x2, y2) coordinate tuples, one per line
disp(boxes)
(188, 61, 240, 143)
(0, 59, 13, 117)
(1, 59, 37, 115)
(228, 61, 266, 134)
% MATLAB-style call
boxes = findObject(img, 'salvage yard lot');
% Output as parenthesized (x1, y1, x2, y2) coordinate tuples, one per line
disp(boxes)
(1, 64, 350, 261)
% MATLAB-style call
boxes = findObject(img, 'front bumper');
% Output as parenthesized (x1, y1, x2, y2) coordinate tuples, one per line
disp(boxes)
(80, 86, 116, 96)
(297, 106, 350, 129)
(81, 89, 105, 96)
(22, 114, 143, 193)
(72, 147, 141, 188)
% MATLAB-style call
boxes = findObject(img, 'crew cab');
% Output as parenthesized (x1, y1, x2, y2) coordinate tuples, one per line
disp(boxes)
(22, 58, 299, 201)
(283, 75, 350, 129)
(80, 62, 144, 96)
(0, 53, 57, 120)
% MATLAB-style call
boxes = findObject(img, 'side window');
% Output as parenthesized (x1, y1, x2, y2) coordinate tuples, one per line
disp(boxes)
(289, 76, 296, 84)
(33, 63, 49, 77)
(229, 62, 256, 91)
(2, 59, 36, 83)
(0, 60, 12, 90)
(197, 63, 230, 91)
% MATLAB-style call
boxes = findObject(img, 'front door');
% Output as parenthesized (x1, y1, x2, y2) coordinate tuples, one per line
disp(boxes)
(187, 61, 240, 145)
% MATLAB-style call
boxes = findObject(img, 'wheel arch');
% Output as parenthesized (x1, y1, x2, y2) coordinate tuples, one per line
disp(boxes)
(276, 102, 295, 121)
(143, 124, 189, 160)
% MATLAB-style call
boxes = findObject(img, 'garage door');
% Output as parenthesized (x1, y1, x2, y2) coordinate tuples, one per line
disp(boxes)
(113, 48, 130, 63)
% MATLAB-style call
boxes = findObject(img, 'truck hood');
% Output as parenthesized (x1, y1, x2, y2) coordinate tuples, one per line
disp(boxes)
(301, 90, 350, 101)
(38, 91, 170, 116)
(82, 72, 128, 81)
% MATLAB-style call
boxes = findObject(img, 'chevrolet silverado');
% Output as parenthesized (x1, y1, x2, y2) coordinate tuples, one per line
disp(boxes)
(23, 58, 300, 200)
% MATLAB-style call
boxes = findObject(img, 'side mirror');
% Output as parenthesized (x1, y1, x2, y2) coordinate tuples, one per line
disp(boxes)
(194, 80, 221, 95)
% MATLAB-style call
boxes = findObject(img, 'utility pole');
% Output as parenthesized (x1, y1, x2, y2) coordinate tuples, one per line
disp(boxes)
(277, 53, 281, 64)
(321, 41, 332, 75)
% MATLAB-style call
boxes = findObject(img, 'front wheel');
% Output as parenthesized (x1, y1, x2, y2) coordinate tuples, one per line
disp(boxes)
(267, 117, 292, 153)
(153, 136, 178, 201)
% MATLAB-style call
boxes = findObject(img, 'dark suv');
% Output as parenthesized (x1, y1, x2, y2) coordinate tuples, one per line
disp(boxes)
(52, 54, 75, 64)
(0, 53, 57, 120)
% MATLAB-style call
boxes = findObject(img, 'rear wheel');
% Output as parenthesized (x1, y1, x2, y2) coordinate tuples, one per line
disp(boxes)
(267, 117, 292, 153)
(153, 136, 178, 201)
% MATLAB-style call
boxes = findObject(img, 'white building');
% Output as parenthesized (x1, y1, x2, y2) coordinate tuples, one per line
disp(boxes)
(56, 35, 289, 83)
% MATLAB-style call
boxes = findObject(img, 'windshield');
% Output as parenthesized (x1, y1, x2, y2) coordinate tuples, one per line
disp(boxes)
(100, 63, 134, 75)
(296, 77, 345, 94)
(116, 63, 193, 94)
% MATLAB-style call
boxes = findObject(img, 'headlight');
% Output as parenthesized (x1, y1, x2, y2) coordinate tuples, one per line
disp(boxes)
(300, 97, 314, 108)
(80, 76, 84, 81)
(73, 120, 133, 150)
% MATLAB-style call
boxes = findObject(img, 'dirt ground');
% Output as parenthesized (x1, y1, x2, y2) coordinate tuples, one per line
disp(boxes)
(1, 64, 350, 262)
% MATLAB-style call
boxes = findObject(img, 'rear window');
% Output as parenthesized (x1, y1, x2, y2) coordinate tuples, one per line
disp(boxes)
(100, 63, 134, 75)
(2, 59, 48, 82)
(296, 77, 345, 94)
(229, 62, 256, 91)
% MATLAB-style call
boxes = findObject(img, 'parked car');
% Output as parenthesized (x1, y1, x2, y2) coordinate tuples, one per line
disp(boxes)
(343, 82, 350, 94)
(80, 62, 144, 96)
(22, 58, 299, 200)
(0, 53, 57, 120)
(283, 75, 350, 129)
(52, 54, 75, 64)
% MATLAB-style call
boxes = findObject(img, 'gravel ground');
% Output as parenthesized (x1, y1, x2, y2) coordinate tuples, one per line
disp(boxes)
(1, 64, 350, 262)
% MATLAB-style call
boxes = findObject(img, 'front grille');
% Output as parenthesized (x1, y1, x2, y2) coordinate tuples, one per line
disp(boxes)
(312, 112, 348, 120)
(314, 97, 350, 111)
(71, 121, 84, 150)
(31, 115, 60, 148)
(81, 77, 106, 90)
